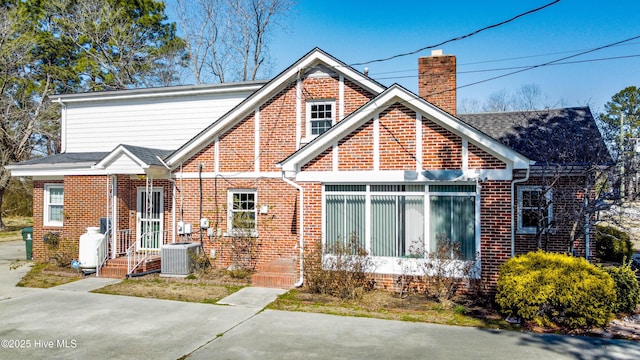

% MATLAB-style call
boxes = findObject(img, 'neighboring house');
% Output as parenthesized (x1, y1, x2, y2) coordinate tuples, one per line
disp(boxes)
(7, 48, 610, 292)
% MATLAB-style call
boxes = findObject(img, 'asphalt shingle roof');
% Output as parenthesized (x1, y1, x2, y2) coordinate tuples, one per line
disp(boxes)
(119, 145, 174, 167)
(13, 152, 109, 166)
(458, 107, 612, 165)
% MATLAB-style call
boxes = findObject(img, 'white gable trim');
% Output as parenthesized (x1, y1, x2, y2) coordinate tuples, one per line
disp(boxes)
(94, 146, 149, 171)
(279, 85, 531, 173)
(166, 48, 386, 167)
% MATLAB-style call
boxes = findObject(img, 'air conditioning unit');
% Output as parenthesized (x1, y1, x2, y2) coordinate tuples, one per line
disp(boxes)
(161, 242, 200, 276)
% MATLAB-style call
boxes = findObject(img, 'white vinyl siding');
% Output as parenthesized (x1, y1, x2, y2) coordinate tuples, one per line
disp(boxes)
(64, 92, 252, 152)
(44, 184, 64, 227)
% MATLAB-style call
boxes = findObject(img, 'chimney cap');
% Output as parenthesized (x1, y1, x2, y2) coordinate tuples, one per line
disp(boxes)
(431, 49, 444, 57)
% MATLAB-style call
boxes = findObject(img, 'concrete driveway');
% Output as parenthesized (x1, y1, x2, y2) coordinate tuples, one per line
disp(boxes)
(1, 240, 639, 360)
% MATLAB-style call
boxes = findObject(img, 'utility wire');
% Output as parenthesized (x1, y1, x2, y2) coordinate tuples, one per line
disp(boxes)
(350, 0, 561, 67)
(369, 42, 640, 76)
(374, 54, 640, 80)
(455, 34, 640, 92)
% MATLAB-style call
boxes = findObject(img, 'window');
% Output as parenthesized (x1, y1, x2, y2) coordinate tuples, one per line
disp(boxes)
(228, 190, 257, 235)
(324, 184, 477, 260)
(517, 186, 553, 234)
(307, 100, 335, 136)
(44, 184, 64, 227)
(370, 185, 424, 258)
(325, 186, 366, 252)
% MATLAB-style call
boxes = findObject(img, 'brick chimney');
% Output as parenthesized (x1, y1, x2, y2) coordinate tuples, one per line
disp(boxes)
(418, 50, 456, 116)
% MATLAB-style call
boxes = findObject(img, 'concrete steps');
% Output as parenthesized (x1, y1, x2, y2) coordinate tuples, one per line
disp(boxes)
(251, 257, 297, 289)
(98, 255, 161, 279)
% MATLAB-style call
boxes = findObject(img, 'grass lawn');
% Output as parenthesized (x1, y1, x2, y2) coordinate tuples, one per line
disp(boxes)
(0, 216, 33, 242)
(16, 262, 83, 288)
(91, 270, 250, 304)
(14, 264, 639, 339)
(267, 288, 518, 330)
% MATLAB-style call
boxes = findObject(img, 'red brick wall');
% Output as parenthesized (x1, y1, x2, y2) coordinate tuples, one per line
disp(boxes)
(468, 143, 506, 170)
(338, 120, 374, 170)
(219, 114, 256, 173)
(32, 176, 177, 261)
(170, 177, 300, 270)
(422, 118, 462, 170)
(514, 175, 594, 259)
(344, 79, 375, 115)
(260, 82, 298, 172)
(302, 148, 334, 172)
(418, 54, 456, 116)
(479, 181, 512, 292)
(32, 177, 108, 261)
(32, 180, 61, 261)
(379, 105, 416, 170)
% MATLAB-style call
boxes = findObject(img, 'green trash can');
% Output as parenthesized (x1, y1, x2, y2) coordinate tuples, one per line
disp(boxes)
(21, 227, 33, 260)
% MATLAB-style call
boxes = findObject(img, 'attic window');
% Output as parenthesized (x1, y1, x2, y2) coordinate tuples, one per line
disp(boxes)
(307, 100, 335, 136)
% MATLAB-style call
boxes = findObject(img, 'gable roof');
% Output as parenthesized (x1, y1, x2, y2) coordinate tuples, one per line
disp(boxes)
(458, 107, 612, 165)
(165, 48, 387, 167)
(278, 84, 531, 173)
(93, 144, 174, 175)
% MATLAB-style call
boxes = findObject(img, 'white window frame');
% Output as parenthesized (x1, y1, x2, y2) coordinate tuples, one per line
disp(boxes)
(517, 186, 553, 234)
(44, 184, 64, 227)
(227, 189, 258, 236)
(322, 184, 480, 276)
(306, 100, 335, 139)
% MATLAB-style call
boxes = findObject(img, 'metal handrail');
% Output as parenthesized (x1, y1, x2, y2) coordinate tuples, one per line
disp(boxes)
(95, 232, 109, 277)
(115, 229, 133, 257)
(127, 230, 168, 275)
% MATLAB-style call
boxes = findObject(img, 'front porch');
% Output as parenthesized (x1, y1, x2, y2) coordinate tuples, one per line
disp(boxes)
(96, 229, 168, 279)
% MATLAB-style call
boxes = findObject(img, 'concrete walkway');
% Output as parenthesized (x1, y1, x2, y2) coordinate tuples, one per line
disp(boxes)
(1, 240, 639, 359)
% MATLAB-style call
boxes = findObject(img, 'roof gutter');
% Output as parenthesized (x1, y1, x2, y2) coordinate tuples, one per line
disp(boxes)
(511, 167, 530, 257)
(281, 172, 304, 288)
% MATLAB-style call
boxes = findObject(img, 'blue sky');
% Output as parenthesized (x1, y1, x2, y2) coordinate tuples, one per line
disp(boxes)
(265, 0, 640, 114)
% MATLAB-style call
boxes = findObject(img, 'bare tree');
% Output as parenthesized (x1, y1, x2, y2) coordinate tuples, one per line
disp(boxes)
(477, 84, 565, 113)
(173, 0, 227, 84)
(170, 0, 294, 83)
(503, 109, 614, 255)
(457, 98, 481, 114)
(482, 89, 512, 112)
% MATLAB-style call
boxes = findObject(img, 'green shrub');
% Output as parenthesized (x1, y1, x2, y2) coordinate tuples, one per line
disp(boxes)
(496, 250, 615, 329)
(603, 262, 640, 314)
(596, 225, 633, 263)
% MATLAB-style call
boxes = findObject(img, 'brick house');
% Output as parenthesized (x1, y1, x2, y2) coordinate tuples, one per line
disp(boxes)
(7, 48, 610, 292)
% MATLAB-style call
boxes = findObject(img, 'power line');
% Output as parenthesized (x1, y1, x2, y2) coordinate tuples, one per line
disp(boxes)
(373, 54, 640, 80)
(457, 42, 640, 66)
(350, 0, 561, 67)
(455, 35, 640, 91)
(368, 42, 640, 76)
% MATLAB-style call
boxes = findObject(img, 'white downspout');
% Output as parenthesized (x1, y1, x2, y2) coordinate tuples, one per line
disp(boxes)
(511, 168, 530, 257)
(584, 192, 590, 260)
(282, 172, 304, 287)
(156, 156, 177, 244)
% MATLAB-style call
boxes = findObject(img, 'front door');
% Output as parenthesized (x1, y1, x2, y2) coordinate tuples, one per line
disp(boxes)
(136, 187, 163, 251)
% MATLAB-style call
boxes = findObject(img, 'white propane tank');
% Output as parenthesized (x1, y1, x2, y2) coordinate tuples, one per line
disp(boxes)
(78, 227, 104, 270)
